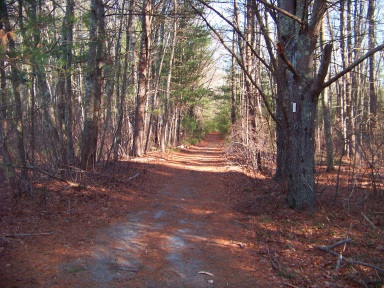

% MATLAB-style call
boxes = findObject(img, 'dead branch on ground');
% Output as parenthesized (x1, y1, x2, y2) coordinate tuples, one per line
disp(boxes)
(1, 162, 87, 189)
(316, 238, 384, 273)
(1, 232, 54, 238)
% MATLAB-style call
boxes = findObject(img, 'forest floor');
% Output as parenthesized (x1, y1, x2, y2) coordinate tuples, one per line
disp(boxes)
(0, 133, 383, 288)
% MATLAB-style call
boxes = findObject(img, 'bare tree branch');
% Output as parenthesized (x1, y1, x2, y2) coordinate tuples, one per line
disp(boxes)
(316, 238, 384, 273)
(316, 244, 384, 273)
(276, 43, 300, 79)
(188, 0, 279, 125)
(193, 0, 272, 71)
(256, 0, 303, 25)
(313, 43, 333, 94)
(323, 43, 384, 89)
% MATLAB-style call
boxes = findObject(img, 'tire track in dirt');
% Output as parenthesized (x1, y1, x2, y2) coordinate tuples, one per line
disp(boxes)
(60, 133, 273, 287)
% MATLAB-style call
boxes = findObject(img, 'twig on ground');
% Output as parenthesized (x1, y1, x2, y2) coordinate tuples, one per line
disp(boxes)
(316, 239, 384, 273)
(361, 212, 376, 228)
(198, 271, 214, 276)
(1, 162, 86, 189)
(267, 248, 285, 273)
(128, 173, 140, 181)
(283, 283, 300, 288)
(327, 238, 351, 250)
(1, 232, 54, 238)
(28, 165, 87, 189)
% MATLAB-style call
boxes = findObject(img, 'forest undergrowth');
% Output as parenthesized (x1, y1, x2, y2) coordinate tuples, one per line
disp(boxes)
(225, 134, 384, 288)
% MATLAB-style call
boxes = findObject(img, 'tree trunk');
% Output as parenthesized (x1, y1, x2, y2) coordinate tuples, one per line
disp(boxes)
(0, 44, 19, 193)
(1, 0, 28, 183)
(368, 0, 376, 127)
(275, 1, 331, 209)
(245, 0, 256, 144)
(113, 0, 135, 162)
(160, 0, 177, 153)
(57, 0, 75, 167)
(63, 0, 75, 165)
(80, 0, 104, 169)
(231, 27, 237, 126)
(24, 0, 61, 166)
(320, 21, 334, 172)
(132, 0, 151, 157)
(145, 25, 169, 153)
(340, 0, 354, 157)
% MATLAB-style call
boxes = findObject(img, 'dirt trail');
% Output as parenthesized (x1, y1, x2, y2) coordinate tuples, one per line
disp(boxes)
(1, 133, 276, 287)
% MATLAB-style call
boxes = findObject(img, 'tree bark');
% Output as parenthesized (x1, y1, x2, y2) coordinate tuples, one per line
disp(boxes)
(132, 0, 151, 157)
(1, 0, 28, 183)
(340, 0, 354, 157)
(275, 0, 331, 209)
(368, 0, 376, 127)
(160, 0, 177, 153)
(231, 26, 237, 126)
(32, 4, 61, 166)
(80, 0, 104, 169)
(113, 0, 135, 162)
(320, 20, 334, 172)
(57, 0, 75, 167)
(0, 39, 19, 194)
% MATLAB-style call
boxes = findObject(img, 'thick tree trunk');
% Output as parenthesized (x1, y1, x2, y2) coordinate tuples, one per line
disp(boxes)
(275, 0, 331, 209)
(285, 87, 317, 209)
(132, 0, 151, 157)
(274, 83, 289, 181)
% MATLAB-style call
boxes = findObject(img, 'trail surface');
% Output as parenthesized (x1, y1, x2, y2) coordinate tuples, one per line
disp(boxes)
(1, 133, 275, 287)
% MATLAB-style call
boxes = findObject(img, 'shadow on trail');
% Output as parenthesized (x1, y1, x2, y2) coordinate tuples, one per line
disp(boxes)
(1, 133, 280, 288)
(67, 134, 276, 287)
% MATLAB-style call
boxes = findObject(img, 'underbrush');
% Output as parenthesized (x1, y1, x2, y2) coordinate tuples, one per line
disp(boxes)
(225, 136, 384, 287)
